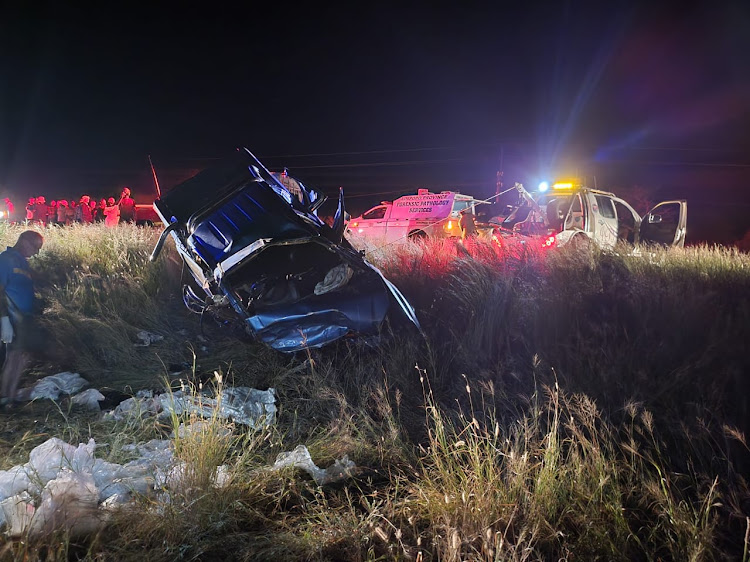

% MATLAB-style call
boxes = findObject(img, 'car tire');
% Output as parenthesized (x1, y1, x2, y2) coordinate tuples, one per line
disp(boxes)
(570, 233, 593, 252)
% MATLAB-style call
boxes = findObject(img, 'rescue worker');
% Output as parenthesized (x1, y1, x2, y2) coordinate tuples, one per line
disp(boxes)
(0, 230, 44, 405)
(118, 187, 135, 223)
(459, 208, 478, 240)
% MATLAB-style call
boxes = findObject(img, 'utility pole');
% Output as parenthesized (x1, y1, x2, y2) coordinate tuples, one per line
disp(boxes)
(495, 144, 505, 206)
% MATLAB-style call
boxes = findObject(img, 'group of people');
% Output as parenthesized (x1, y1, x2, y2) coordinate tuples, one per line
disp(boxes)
(14, 188, 136, 228)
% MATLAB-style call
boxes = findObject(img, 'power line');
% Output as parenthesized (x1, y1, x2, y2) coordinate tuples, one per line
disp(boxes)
(172, 143, 516, 162)
(606, 159, 750, 168)
(281, 157, 485, 169)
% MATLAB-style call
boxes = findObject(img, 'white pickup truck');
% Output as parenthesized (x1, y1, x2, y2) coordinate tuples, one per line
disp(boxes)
(496, 183, 688, 249)
(346, 189, 486, 244)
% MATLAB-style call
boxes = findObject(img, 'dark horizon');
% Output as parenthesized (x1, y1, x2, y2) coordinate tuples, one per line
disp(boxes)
(2, 2, 749, 242)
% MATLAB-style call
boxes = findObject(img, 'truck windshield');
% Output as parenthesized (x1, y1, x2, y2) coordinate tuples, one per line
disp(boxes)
(363, 207, 387, 220)
(452, 200, 474, 214)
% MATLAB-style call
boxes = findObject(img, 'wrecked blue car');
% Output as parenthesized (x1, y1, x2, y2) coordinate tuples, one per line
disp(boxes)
(150, 148, 420, 352)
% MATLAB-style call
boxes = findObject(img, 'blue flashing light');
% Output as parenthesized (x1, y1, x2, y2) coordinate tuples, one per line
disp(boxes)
(538, 181, 549, 192)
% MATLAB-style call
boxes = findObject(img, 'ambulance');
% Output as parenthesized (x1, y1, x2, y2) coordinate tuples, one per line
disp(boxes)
(345, 189, 487, 244)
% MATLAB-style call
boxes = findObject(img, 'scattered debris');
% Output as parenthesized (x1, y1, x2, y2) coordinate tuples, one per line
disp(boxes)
(71, 389, 106, 411)
(0, 430, 355, 537)
(16, 372, 88, 402)
(103, 392, 162, 421)
(159, 387, 277, 428)
(270, 445, 356, 486)
(135, 330, 164, 346)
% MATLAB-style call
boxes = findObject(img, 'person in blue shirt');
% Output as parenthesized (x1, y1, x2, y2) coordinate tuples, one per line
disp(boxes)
(0, 230, 44, 405)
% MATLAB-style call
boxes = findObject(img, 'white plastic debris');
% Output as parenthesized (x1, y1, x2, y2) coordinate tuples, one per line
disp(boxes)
(174, 420, 233, 441)
(16, 372, 88, 402)
(26, 438, 97, 490)
(1, 492, 34, 535)
(0, 466, 32, 500)
(71, 389, 106, 410)
(0, 437, 176, 537)
(160, 387, 276, 428)
(135, 330, 164, 346)
(24, 470, 103, 537)
(270, 445, 356, 485)
(103, 394, 162, 421)
(0, 386, 285, 536)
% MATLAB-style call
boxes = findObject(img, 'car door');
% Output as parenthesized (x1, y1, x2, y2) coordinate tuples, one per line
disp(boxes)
(350, 205, 389, 241)
(637, 200, 687, 247)
(589, 193, 619, 249)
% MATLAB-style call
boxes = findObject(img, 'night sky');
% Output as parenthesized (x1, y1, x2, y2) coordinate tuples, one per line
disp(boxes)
(2, 2, 749, 242)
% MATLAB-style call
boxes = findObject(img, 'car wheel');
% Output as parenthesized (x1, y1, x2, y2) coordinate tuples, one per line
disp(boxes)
(570, 233, 593, 252)
(408, 230, 427, 240)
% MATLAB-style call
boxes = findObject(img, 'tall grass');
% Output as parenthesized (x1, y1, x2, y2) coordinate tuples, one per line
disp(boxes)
(1, 228, 749, 559)
(394, 371, 733, 561)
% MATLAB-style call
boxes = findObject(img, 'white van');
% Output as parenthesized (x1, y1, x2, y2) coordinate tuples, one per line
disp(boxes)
(346, 189, 485, 245)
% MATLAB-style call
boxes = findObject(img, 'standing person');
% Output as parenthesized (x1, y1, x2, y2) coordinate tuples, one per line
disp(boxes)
(66, 200, 76, 224)
(73, 199, 84, 222)
(0, 230, 44, 405)
(3, 198, 15, 223)
(89, 200, 99, 222)
(459, 208, 478, 240)
(25, 198, 35, 222)
(97, 199, 107, 222)
(47, 201, 58, 225)
(104, 197, 120, 227)
(32, 197, 46, 224)
(118, 187, 135, 223)
(80, 196, 92, 223)
(56, 200, 68, 224)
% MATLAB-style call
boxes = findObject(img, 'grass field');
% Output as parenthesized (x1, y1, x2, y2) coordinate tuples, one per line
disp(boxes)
(0, 222, 749, 561)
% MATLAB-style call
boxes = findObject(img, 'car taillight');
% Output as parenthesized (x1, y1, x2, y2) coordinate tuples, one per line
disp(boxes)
(351, 222, 358, 227)
(445, 220, 453, 231)
(541, 235, 556, 249)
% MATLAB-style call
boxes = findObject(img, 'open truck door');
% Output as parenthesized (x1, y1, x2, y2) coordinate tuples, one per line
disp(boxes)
(638, 200, 687, 247)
